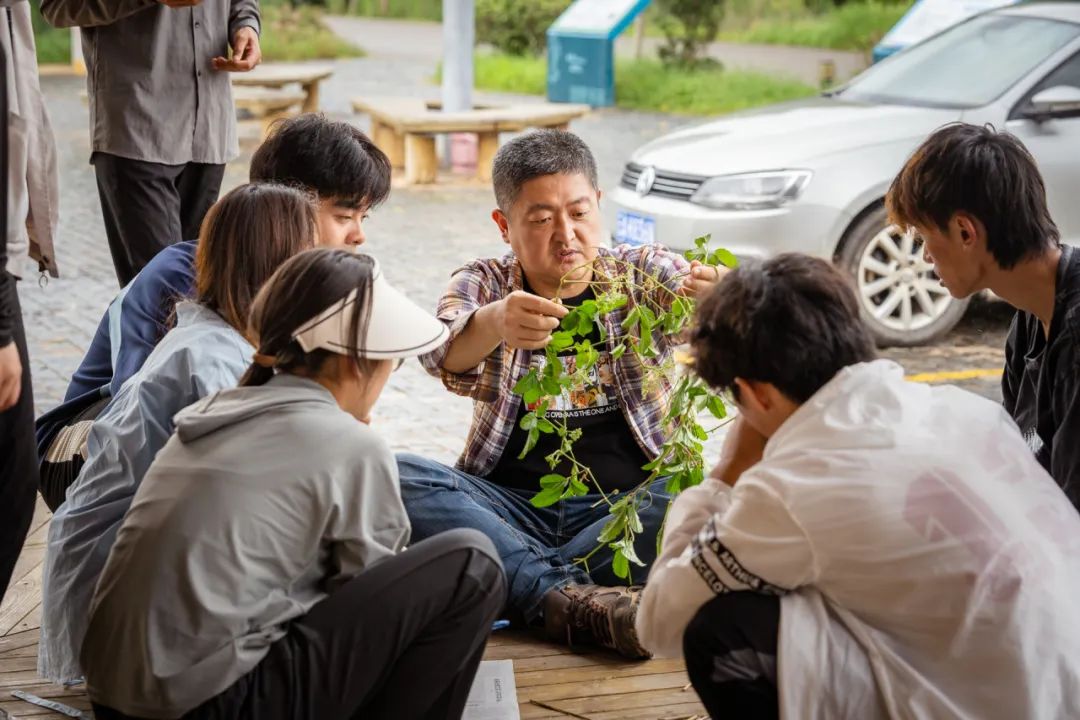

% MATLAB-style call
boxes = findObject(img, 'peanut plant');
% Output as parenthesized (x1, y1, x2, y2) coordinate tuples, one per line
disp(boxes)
(511, 236, 737, 581)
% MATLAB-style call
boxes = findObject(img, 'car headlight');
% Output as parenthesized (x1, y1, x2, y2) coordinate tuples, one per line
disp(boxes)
(690, 170, 812, 210)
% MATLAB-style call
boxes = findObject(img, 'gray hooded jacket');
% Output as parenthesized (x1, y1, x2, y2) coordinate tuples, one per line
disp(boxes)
(80, 374, 410, 719)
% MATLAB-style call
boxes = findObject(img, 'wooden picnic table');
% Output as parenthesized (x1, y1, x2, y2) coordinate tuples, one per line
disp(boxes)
(231, 63, 335, 114)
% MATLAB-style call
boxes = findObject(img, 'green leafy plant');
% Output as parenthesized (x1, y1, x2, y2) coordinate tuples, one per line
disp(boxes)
(511, 236, 737, 581)
(475, 0, 571, 56)
(656, 0, 726, 69)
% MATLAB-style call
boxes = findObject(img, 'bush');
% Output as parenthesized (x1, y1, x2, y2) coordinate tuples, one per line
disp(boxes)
(476, 0, 570, 56)
(656, 0, 725, 68)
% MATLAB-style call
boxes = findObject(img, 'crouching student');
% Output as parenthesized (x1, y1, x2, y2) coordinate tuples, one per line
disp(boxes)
(81, 248, 505, 720)
(40, 184, 317, 685)
(636, 254, 1080, 719)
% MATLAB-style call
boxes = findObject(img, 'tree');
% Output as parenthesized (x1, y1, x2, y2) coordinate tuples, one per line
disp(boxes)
(656, 0, 724, 69)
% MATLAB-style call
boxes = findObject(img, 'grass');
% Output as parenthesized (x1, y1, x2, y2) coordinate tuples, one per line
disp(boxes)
(31, 2, 362, 65)
(329, 0, 443, 20)
(459, 52, 817, 116)
(259, 4, 364, 61)
(717, 1, 912, 52)
(31, 3, 69, 65)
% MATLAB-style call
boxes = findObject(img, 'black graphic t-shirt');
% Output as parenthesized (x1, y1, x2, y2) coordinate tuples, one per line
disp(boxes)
(487, 285, 651, 494)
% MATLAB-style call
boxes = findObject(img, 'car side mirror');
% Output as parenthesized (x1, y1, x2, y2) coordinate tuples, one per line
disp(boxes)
(1025, 85, 1080, 122)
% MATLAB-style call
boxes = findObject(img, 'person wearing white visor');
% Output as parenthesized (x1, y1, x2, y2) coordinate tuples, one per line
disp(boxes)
(80, 248, 508, 720)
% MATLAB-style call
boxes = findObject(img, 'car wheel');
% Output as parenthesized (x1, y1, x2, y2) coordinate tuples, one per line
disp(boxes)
(838, 206, 968, 347)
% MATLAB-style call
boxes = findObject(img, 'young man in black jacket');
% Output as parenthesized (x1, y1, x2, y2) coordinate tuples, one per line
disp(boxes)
(888, 122, 1079, 511)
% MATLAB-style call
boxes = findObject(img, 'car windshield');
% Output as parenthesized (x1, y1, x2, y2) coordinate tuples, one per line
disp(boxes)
(840, 14, 1080, 109)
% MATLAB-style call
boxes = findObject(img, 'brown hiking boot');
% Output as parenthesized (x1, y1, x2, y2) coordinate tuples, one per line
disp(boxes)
(543, 583, 652, 660)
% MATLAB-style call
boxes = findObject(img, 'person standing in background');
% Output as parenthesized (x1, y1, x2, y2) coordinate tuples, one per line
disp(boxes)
(42, 0, 261, 287)
(0, 0, 60, 603)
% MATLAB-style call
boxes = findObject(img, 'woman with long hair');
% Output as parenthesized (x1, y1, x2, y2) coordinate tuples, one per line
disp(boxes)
(40, 183, 318, 684)
(81, 248, 506, 720)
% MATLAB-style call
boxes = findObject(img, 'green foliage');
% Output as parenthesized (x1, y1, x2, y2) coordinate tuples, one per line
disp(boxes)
(331, 0, 444, 20)
(31, 3, 70, 65)
(476, 0, 570, 56)
(655, 0, 725, 69)
(260, 4, 365, 61)
(463, 53, 816, 116)
(719, 1, 910, 51)
(510, 237, 737, 579)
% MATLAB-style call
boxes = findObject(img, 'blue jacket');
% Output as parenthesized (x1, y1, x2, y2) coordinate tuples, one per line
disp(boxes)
(39, 301, 254, 683)
(35, 241, 197, 457)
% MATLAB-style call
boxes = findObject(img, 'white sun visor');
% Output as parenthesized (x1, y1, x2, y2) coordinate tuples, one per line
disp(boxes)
(292, 260, 448, 360)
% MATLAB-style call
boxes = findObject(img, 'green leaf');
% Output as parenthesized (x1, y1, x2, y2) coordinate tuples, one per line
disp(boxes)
(628, 511, 644, 534)
(621, 539, 645, 567)
(611, 344, 627, 362)
(539, 473, 565, 489)
(518, 427, 540, 459)
(638, 330, 655, 358)
(560, 309, 580, 332)
(694, 234, 711, 249)
(578, 312, 593, 336)
(579, 299, 598, 319)
(541, 376, 562, 396)
(638, 305, 657, 328)
(707, 395, 727, 420)
(536, 417, 555, 434)
(709, 248, 739, 269)
(611, 549, 630, 579)
(691, 423, 709, 441)
(550, 331, 575, 351)
(531, 485, 564, 508)
(597, 516, 626, 544)
(512, 371, 540, 397)
(520, 412, 538, 431)
(570, 477, 589, 495)
(620, 307, 640, 331)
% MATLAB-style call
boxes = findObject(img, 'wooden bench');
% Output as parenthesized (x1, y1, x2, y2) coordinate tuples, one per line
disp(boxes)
(231, 63, 335, 115)
(232, 86, 308, 138)
(351, 96, 591, 185)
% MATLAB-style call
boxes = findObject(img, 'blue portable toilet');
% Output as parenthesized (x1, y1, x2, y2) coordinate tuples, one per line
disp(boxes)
(872, 0, 1020, 63)
(547, 0, 651, 106)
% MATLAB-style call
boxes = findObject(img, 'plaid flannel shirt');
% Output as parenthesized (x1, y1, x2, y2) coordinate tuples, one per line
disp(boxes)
(420, 244, 690, 479)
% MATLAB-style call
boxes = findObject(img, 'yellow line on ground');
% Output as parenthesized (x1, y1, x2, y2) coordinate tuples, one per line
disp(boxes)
(906, 368, 1004, 384)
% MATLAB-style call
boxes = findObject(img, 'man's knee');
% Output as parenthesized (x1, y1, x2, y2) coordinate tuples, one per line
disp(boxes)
(396, 452, 458, 490)
(683, 593, 779, 680)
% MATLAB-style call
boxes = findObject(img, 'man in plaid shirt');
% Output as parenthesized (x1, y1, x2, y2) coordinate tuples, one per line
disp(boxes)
(398, 130, 722, 658)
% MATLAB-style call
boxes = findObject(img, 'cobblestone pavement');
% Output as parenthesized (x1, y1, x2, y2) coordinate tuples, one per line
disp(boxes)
(20, 33, 1007, 469)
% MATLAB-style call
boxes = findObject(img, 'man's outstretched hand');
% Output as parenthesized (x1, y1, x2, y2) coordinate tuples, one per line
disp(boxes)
(493, 291, 569, 350)
(0, 342, 22, 412)
(213, 27, 261, 72)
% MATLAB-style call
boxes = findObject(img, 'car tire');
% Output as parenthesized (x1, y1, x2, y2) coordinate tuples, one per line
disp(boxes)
(838, 206, 969, 347)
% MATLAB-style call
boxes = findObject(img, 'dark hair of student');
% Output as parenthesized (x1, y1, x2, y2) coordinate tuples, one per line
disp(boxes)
(491, 128, 599, 214)
(886, 123, 1060, 270)
(194, 183, 317, 334)
(249, 113, 392, 211)
(690, 253, 877, 404)
(239, 248, 379, 387)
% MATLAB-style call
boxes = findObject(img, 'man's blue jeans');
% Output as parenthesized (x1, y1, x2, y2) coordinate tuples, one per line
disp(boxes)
(396, 453, 671, 622)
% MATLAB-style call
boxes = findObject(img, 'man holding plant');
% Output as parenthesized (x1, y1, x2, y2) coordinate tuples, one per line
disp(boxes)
(397, 129, 724, 658)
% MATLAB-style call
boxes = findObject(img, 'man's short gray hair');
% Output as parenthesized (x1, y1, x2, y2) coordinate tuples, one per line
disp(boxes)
(492, 129, 600, 213)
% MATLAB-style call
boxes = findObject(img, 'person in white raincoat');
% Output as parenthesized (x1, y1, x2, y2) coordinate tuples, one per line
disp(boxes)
(637, 253, 1080, 719)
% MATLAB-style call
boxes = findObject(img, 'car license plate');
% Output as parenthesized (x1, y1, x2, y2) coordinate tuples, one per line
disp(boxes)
(615, 210, 656, 247)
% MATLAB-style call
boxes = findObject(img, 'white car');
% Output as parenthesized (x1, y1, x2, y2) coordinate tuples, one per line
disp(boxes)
(610, 2, 1080, 345)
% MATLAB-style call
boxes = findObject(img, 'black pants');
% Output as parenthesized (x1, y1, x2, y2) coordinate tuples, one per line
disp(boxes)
(0, 280, 38, 603)
(93, 529, 508, 720)
(683, 592, 781, 720)
(93, 153, 224, 287)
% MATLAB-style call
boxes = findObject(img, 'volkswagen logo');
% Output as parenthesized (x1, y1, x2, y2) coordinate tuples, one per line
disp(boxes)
(636, 165, 657, 196)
